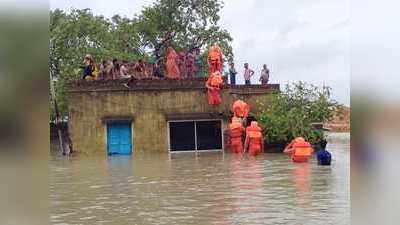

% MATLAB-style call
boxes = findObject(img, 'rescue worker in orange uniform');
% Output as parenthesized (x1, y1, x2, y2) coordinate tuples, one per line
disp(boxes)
(205, 71, 223, 105)
(229, 117, 244, 154)
(232, 99, 250, 119)
(244, 121, 264, 156)
(208, 43, 223, 73)
(283, 137, 314, 163)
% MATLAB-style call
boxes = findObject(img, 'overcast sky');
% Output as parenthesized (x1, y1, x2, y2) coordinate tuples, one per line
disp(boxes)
(50, 0, 350, 105)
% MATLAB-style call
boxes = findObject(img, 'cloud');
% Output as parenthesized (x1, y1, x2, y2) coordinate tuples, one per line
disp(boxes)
(220, 0, 349, 105)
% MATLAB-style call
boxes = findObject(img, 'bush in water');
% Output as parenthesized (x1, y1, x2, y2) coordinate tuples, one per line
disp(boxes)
(256, 81, 341, 145)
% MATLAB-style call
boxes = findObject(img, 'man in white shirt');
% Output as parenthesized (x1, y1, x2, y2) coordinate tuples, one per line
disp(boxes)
(243, 63, 254, 85)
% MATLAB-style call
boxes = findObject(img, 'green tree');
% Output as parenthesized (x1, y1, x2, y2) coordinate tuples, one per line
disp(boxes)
(50, 9, 142, 120)
(256, 82, 341, 145)
(136, 0, 233, 61)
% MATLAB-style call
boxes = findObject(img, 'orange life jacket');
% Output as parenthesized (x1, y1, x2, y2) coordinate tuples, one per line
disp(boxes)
(292, 141, 313, 157)
(229, 122, 243, 138)
(248, 130, 263, 150)
(210, 74, 223, 87)
(232, 100, 250, 118)
(246, 125, 262, 134)
(208, 45, 222, 61)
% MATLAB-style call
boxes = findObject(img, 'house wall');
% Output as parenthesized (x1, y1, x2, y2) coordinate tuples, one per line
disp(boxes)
(67, 80, 278, 154)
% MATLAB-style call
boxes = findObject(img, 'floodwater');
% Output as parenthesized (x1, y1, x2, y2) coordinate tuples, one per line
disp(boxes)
(50, 133, 350, 225)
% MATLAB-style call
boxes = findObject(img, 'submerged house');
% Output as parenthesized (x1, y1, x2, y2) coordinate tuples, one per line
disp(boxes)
(66, 78, 279, 154)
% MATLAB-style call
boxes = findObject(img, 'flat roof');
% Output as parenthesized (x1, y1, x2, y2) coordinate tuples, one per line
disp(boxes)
(67, 77, 280, 93)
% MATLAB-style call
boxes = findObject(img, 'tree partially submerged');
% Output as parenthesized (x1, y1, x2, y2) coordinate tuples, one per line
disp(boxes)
(256, 82, 341, 146)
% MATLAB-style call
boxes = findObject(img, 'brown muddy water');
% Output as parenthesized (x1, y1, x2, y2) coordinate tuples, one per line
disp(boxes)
(50, 133, 349, 225)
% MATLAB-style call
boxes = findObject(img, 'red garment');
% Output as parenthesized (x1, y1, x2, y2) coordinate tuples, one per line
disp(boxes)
(165, 47, 180, 79)
(230, 122, 244, 154)
(209, 60, 222, 74)
(206, 73, 223, 105)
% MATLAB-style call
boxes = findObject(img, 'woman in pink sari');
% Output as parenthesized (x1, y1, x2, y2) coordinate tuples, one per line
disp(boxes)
(165, 47, 180, 79)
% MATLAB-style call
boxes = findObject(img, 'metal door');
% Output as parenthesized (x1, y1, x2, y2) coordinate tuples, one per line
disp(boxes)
(107, 123, 132, 155)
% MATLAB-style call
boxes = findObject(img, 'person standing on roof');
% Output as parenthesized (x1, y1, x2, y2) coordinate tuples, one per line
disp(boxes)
(208, 43, 223, 74)
(243, 63, 255, 85)
(229, 62, 237, 85)
(259, 64, 270, 85)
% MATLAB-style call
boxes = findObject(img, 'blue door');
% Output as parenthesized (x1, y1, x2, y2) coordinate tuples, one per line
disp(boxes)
(107, 123, 132, 155)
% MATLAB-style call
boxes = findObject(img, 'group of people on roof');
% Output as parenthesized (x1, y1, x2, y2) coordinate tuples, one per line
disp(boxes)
(82, 55, 163, 81)
(81, 48, 206, 82)
(81, 43, 271, 86)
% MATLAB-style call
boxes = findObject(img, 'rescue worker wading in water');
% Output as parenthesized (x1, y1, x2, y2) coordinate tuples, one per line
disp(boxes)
(232, 99, 250, 126)
(244, 121, 264, 156)
(283, 137, 314, 163)
(206, 71, 223, 105)
(229, 117, 244, 154)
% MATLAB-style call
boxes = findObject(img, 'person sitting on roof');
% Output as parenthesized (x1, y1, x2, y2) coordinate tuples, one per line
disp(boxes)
(205, 71, 223, 105)
(284, 137, 314, 163)
(81, 54, 96, 80)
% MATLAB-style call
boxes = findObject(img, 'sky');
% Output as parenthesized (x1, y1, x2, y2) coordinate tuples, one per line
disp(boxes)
(50, 0, 350, 105)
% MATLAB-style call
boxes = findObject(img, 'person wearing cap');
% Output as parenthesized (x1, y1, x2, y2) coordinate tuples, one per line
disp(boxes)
(284, 137, 314, 163)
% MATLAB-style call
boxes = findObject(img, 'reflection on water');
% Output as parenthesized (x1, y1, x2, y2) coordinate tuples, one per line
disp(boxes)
(50, 133, 349, 225)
